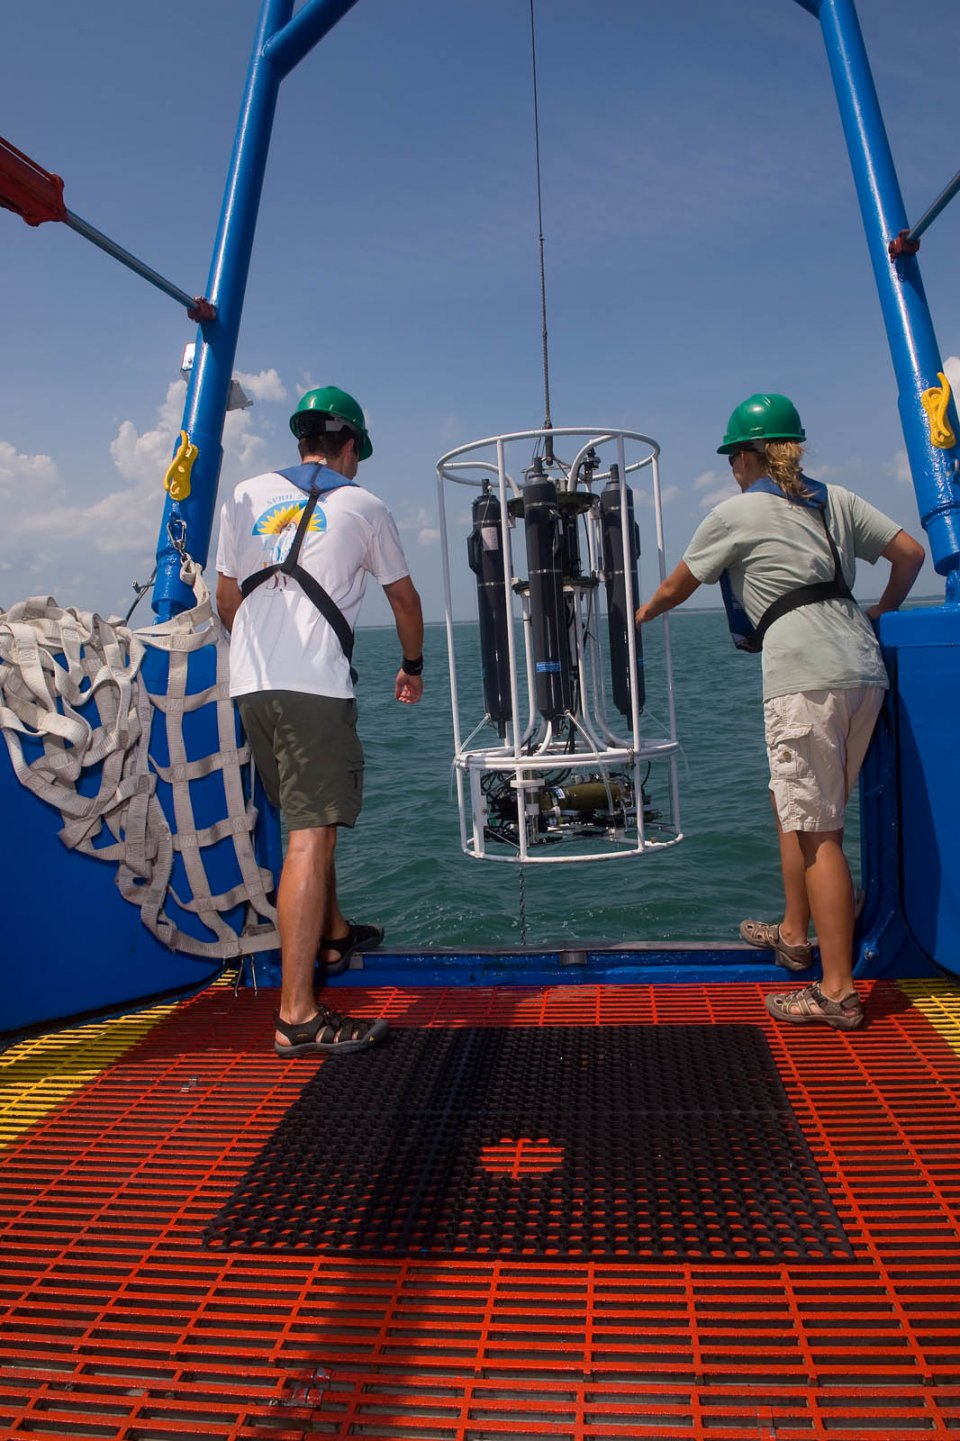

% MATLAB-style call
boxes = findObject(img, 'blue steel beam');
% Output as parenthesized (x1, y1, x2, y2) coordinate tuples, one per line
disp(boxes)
(793, 0, 960, 583)
(263, 0, 363, 79)
(152, 0, 362, 619)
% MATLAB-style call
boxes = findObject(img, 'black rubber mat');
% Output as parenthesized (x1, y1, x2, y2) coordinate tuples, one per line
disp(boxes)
(203, 1025, 853, 1262)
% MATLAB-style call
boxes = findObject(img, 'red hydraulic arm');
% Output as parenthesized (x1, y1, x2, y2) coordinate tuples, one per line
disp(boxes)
(0, 134, 66, 225)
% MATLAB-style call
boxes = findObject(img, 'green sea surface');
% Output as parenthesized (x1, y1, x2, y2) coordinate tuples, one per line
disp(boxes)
(334, 612, 862, 951)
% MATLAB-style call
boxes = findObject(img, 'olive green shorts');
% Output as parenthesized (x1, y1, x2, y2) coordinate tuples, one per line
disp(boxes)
(238, 690, 364, 830)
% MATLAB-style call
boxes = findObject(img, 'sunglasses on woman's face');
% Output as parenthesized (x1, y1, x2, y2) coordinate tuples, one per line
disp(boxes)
(727, 445, 758, 464)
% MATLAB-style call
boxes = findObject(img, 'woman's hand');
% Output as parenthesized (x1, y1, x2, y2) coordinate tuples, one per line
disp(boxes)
(635, 562, 701, 625)
(867, 529, 925, 617)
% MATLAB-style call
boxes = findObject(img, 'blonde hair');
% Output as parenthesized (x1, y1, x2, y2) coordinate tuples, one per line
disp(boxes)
(761, 440, 813, 499)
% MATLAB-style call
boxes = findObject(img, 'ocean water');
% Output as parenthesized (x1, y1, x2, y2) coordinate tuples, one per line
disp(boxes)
(333, 612, 862, 950)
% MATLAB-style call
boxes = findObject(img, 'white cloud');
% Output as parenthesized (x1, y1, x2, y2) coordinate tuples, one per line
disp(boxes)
(698, 482, 738, 509)
(418, 527, 441, 546)
(692, 464, 737, 508)
(109, 420, 170, 488)
(0, 455, 70, 601)
(396, 506, 435, 535)
(223, 409, 269, 479)
(890, 448, 912, 485)
(636, 483, 679, 508)
(0, 376, 285, 614)
(943, 355, 960, 392)
(0, 442, 59, 495)
(235, 367, 287, 403)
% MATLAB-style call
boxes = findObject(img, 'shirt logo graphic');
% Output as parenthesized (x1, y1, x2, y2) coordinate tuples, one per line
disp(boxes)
(253, 500, 326, 565)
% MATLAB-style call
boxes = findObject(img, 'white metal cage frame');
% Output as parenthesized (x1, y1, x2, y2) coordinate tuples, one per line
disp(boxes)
(436, 425, 684, 864)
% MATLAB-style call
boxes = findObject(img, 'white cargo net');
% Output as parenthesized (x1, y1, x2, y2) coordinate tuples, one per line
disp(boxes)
(0, 557, 278, 960)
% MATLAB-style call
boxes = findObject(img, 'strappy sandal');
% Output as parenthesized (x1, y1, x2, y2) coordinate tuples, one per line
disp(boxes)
(740, 919, 812, 972)
(765, 982, 864, 1031)
(319, 921, 384, 976)
(274, 1007, 389, 1057)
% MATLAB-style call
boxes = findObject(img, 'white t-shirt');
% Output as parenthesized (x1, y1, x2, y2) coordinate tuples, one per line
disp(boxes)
(683, 483, 900, 700)
(216, 467, 410, 699)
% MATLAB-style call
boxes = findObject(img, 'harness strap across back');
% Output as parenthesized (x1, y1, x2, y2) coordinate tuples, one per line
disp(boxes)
(752, 507, 854, 647)
(239, 472, 358, 683)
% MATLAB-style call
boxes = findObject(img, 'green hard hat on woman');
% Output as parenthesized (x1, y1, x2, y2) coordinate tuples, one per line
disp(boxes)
(289, 385, 373, 460)
(717, 393, 806, 454)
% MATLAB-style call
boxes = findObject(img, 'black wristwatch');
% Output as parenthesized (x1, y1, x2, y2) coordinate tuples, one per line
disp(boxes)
(401, 655, 424, 676)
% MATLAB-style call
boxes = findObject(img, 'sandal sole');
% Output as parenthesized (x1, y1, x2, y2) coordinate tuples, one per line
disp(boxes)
(774, 952, 813, 973)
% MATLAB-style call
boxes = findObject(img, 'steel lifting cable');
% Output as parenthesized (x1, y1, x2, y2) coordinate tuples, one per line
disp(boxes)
(529, 0, 553, 459)
(518, 861, 529, 947)
(518, 0, 549, 945)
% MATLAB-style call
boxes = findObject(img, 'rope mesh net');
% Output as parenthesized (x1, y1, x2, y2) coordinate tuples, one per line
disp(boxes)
(0, 558, 278, 960)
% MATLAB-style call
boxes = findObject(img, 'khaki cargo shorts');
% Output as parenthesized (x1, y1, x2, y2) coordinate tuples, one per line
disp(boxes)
(238, 689, 364, 831)
(764, 685, 885, 833)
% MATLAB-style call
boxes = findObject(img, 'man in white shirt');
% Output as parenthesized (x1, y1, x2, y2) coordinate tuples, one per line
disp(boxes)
(216, 385, 423, 1058)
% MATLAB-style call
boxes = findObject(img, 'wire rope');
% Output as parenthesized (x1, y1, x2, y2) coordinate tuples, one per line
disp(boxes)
(529, 0, 553, 457)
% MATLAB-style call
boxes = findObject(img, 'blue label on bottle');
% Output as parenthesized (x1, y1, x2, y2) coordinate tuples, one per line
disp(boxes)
(536, 661, 562, 673)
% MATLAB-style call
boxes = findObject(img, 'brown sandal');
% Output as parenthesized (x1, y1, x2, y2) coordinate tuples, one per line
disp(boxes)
(765, 982, 864, 1031)
(740, 918, 813, 972)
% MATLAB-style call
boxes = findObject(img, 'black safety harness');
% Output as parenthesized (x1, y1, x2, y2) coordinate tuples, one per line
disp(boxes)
(721, 481, 854, 654)
(240, 465, 357, 682)
(752, 506, 854, 648)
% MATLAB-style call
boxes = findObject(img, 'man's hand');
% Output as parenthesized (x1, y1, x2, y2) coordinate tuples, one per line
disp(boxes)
(383, 575, 424, 704)
(395, 670, 423, 705)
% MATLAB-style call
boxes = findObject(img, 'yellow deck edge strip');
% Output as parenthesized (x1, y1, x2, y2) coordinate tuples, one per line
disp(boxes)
(0, 974, 243, 1151)
(0, 973, 238, 1152)
(899, 977, 960, 1055)
(0, 1001, 179, 1152)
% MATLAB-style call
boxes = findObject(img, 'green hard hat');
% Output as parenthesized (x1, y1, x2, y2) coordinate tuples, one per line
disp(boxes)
(289, 385, 373, 460)
(717, 393, 806, 453)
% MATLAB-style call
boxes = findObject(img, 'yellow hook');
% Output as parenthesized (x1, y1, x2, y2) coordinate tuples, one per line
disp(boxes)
(920, 372, 957, 450)
(163, 430, 199, 500)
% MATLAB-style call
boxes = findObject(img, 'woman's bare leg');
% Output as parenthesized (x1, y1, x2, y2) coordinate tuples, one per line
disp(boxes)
(796, 828, 856, 999)
(772, 794, 812, 948)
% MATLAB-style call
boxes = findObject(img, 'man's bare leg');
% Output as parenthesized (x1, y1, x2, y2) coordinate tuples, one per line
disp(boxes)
(275, 825, 337, 1045)
(318, 892, 350, 965)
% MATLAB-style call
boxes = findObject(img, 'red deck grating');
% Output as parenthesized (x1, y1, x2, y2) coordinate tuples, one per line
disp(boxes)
(2, 979, 960, 1439)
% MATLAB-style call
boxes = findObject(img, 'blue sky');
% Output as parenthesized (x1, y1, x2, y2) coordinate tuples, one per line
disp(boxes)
(1, 0, 958, 624)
